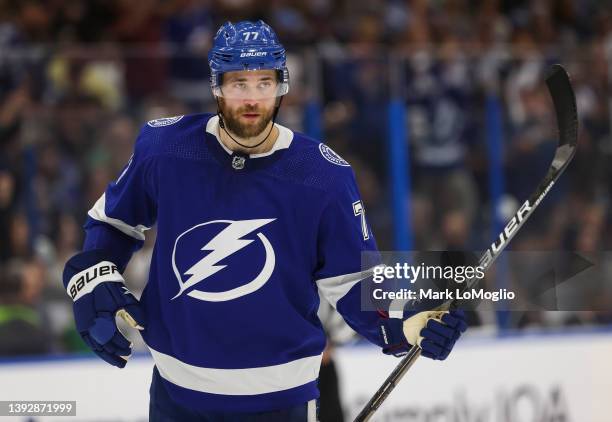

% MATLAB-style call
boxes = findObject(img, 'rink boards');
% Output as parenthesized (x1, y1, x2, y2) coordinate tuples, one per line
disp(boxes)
(1, 330, 611, 422)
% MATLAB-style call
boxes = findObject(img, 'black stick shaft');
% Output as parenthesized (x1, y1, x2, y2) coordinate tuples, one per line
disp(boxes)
(354, 346, 422, 422)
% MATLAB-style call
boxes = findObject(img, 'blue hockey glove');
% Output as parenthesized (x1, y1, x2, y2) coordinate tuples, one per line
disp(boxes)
(63, 249, 145, 368)
(379, 309, 467, 360)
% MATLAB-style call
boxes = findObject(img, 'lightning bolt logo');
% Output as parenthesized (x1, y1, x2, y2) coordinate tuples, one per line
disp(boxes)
(171, 219, 276, 300)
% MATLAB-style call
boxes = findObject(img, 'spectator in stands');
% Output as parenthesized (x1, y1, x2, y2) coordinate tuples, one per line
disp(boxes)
(0, 259, 51, 356)
(0, 166, 18, 262)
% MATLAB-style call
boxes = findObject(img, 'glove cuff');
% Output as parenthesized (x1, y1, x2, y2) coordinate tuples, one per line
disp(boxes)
(63, 249, 125, 302)
(379, 314, 412, 357)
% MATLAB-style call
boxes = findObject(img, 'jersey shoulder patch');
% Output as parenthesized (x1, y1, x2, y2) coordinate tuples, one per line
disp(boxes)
(318, 143, 350, 167)
(147, 115, 184, 127)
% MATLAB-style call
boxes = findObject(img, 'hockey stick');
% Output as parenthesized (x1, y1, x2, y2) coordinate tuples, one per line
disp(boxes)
(354, 64, 578, 422)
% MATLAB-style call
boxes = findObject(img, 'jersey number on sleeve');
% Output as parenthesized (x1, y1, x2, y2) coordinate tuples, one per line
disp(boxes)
(352, 200, 370, 241)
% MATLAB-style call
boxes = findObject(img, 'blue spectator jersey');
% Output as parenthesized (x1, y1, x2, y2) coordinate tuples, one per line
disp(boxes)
(406, 61, 475, 171)
(82, 113, 382, 412)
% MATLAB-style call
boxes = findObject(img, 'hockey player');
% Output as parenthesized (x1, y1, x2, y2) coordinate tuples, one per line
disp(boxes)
(63, 20, 467, 421)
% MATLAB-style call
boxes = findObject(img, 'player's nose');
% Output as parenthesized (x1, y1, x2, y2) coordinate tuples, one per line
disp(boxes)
(242, 98, 259, 107)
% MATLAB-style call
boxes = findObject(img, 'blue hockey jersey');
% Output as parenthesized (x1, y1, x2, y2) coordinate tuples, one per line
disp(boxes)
(83, 113, 382, 412)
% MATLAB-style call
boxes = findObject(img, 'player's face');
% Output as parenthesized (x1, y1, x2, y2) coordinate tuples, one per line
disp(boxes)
(218, 70, 278, 138)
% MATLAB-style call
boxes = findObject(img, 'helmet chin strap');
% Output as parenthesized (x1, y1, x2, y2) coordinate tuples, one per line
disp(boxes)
(216, 96, 284, 150)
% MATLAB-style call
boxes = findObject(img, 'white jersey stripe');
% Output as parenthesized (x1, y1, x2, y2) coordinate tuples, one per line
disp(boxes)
(149, 346, 322, 396)
(88, 193, 150, 241)
(316, 267, 375, 309)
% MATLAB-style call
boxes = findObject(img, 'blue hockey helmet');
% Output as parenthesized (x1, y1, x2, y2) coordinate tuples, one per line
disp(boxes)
(208, 20, 290, 98)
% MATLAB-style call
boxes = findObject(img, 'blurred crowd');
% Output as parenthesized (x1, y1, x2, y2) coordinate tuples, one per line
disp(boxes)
(1, 0, 612, 357)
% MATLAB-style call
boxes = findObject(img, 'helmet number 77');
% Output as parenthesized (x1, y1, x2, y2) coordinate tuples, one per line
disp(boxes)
(243, 32, 259, 41)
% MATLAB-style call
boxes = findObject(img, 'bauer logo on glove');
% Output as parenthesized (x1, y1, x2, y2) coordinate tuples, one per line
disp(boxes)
(66, 261, 121, 300)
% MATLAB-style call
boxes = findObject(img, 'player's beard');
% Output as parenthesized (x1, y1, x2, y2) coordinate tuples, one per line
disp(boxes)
(219, 100, 275, 139)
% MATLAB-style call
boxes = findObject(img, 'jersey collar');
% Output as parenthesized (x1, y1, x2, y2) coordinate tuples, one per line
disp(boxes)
(205, 115, 294, 158)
